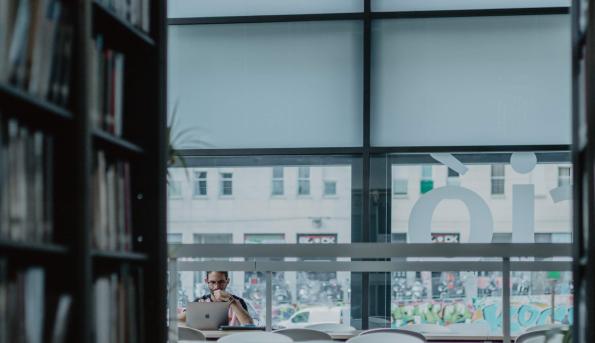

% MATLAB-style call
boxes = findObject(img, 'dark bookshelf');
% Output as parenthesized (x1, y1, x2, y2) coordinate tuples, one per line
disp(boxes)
(91, 250, 149, 262)
(92, 0, 156, 50)
(0, 1, 166, 342)
(0, 83, 73, 121)
(93, 129, 145, 155)
(0, 240, 69, 255)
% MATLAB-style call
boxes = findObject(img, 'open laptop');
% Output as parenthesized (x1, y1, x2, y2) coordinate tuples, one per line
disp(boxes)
(186, 302, 229, 330)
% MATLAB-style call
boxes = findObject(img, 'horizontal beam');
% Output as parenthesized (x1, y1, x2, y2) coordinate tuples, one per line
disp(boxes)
(175, 260, 572, 272)
(168, 7, 569, 26)
(168, 13, 363, 25)
(169, 243, 572, 258)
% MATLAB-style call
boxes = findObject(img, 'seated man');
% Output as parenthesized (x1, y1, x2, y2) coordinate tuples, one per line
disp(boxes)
(179, 271, 253, 326)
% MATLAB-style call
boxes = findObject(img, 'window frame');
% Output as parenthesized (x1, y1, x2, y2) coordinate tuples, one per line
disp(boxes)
(219, 171, 234, 197)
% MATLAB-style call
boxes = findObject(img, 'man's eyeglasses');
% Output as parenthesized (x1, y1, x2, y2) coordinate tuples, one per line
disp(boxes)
(207, 280, 228, 286)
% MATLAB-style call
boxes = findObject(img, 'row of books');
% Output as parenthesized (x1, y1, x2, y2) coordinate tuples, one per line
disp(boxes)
(90, 36, 126, 136)
(97, 0, 151, 34)
(92, 151, 133, 251)
(0, 263, 71, 343)
(0, 0, 74, 106)
(0, 115, 54, 243)
(94, 267, 144, 343)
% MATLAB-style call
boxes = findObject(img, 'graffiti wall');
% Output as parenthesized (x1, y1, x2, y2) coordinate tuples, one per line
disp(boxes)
(391, 295, 573, 334)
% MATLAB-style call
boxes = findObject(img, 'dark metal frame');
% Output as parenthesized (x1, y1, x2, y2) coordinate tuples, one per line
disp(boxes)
(167, 3, 572, 331)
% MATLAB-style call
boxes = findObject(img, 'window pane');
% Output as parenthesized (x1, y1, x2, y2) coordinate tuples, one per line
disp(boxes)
(388, 153, 572, 244)
(168, 0, 363, 18)
(168, 21, 363, 149)
(391, 271, 503, 335)
(298, 167, 310, 178)
(272, 180, 284, 196)
(508, 271, 573, 334)
(324, 181, 337, 196)
(371, 15, 570, 146)
(298, 180, 310, 195)
(168, 158, 355, 328)
(393, 179, 408, 195)
(373, 0, 569, 12)
(491, 179, 505, 195)
(273, 167, 284, 179)
(491, 165, 505, 177)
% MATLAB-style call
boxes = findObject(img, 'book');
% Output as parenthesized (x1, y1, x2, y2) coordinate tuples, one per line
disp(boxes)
(1, 0, 72, 105)
(0, 116, 54, 243)
(50, 294, 72, 343)
(93, 151, 133, 251)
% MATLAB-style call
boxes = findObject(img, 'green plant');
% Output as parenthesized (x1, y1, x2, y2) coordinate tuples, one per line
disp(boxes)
(166, 101, 210, 181)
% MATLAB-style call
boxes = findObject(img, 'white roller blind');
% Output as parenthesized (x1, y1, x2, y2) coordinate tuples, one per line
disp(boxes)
(371, 15, 571, 147)
(168, 0, 362, 18)
(168, 22, 363, 149)
(372, 0, 569, 12)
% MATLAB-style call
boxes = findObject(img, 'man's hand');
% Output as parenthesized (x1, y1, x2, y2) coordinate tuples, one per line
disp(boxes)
(212, 290, 232, 302)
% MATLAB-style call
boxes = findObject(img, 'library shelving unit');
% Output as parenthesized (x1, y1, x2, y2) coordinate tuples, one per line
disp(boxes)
(573, 0, 594, 342)
(0, 1, 167, 342)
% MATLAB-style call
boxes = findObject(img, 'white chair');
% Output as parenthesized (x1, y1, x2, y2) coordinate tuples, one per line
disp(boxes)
(217, 332, 293, 343)
(447, 322, 491, 335)
(360, 328, 426, 341)
(347, 332, 425, 343)
(524, 324, 570, 333)
(404, 323, 451, 334)
(178, 326, 206, 341)
(274, 328, 333, 341)
(515, 328, 567, 343)
(305, 323, 356, 332)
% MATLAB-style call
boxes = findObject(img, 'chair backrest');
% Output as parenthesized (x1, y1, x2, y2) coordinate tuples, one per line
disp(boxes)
(217, 332, 293, 343)
(305, 323, 356, 332)
(447, 322, 491, 335)
(347, 332, 426, 343)
(404, 323, 451, 334)
(516, 329, 567, 343)
(178, 326, 206, 341)
(360, 328, 426, 341)
(524, 324, 570, 333)
(274, 328, 333, 341)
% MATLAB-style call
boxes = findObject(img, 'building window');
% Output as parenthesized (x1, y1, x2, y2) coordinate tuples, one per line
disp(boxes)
(298, 167, 310, 196)
(393, 179, 408, 196)
(420, 165, 433, 194)
(220, 172, 233, 196)
(272, 167, 284, 196)
(446, 168, 460, 186)
(491, 164, 505, 195)
(323, 180, 337, 196)
(168, 181, 182, 199)
(558, 166, 571, 187)
(193, 171, 208, 197)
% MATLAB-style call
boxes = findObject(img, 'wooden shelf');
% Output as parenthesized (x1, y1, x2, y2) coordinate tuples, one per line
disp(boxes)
(0, 240, 68, 255)
(0, 83, 73, 123)
(92, 1, 155, 50)
(92, 250, 149, 262)
(93, 129, 145, 155)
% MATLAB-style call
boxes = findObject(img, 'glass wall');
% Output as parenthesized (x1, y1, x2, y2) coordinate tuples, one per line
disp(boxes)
(166, 1, 573, 338)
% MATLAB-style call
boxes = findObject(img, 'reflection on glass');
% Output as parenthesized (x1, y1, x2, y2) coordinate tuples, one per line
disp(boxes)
(391, 161, 572, 244)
